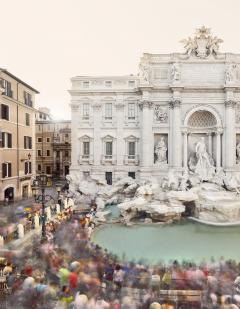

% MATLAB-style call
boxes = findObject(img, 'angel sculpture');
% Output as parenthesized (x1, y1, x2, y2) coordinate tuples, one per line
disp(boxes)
(180, 37, 196, 56)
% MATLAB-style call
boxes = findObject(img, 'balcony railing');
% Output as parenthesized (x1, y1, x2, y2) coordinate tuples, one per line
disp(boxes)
(101, 155, 116, 165)
(78, 155, 93, 165)
(124, 154, 139, 165)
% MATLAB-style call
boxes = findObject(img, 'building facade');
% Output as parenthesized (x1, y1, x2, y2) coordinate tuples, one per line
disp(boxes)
(0, 69, 38, 201)
(70, 27, 240, 184)
(36, 108, 71, 179)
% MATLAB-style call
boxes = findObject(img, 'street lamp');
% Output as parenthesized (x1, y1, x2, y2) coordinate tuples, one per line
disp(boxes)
(31, 173, 49, 242)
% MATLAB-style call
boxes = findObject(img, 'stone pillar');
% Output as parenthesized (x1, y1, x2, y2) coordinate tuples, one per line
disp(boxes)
(183, 130, 188, 170)
(93, 101, 102, 166)
(208, 133, 212, 156)
(0, 236, 4, 248)
(215, 130, 222, 169)
(70, 103, 80, 169)
(225, 100, 236, 168)
(17, 224, 24, 239)
(46, 207, 51, 221)
(139, 100, 154, 167)
(56, 204, 60, 214)
(34, 214, 40, 229)
(115, 98, 125, 168)
(170, 99, 182, 169)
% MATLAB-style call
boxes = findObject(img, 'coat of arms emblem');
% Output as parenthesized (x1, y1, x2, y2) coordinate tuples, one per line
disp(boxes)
(180, 26, 223, 59)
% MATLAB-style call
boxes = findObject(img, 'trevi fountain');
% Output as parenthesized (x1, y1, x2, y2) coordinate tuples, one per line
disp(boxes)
(68, 27, 240, 263)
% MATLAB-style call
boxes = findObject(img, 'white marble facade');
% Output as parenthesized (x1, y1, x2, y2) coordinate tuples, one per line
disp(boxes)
(69, 27, 240, 184)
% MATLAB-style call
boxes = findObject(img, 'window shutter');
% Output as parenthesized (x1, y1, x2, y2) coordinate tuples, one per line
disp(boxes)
(8, 163, 11, 177)
(2, 163, 6, 178)
(8, 133, 12, 148)
(2, 132, 5, 148)
(25, 162, 28, 174)
(29, 162, 32, 174)
(29, 137, 32, 149)
(24, 136, 26, 149)
(6, 105, 9, 120)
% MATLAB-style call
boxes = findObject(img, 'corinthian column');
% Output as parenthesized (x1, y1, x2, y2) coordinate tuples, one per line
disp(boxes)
(170, 99, 182, 169)
(93, 102, 102, 166)
(139, 100, 154, 167)
(225, 100, 236, 169)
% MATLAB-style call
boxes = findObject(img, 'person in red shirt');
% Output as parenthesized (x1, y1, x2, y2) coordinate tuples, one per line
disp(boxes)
(69, 271, 78, 290)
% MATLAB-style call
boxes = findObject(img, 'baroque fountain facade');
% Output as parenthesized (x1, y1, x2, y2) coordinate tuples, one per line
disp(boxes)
(69, 27, 240, 226)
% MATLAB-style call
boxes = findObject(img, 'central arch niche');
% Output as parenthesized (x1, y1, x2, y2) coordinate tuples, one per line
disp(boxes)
(183, 107, 222, 170)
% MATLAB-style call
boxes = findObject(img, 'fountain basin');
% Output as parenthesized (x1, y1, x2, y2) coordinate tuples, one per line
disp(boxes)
(92, 222, 240, 264)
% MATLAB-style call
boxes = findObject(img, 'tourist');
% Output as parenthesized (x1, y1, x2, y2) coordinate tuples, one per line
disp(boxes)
(113, 264, 125, 289)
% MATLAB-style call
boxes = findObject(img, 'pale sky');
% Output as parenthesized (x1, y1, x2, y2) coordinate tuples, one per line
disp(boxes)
(1, 0, 240, 119)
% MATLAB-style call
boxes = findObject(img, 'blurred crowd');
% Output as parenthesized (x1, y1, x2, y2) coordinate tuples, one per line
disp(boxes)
(1, 208, 240, 309)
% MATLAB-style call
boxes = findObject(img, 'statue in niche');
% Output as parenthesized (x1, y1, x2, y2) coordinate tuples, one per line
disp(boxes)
(195, 137, 214, 180)
(139, 62, 149, 82)
(171, 63, 181, 81)
(236, 142, 240, 164)
(155, 137, 167, 164)
(225, 64, 236, 84)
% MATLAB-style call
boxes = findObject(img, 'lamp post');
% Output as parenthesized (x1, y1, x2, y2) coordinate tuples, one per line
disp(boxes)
(31, 173, 48, 241)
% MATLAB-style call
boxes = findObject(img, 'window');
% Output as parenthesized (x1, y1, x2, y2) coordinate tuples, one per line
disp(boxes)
(83, 81, 89, 88)
(83, 141, 90, 157)
(1, 104, 9, 121)
(128, 80, 135, 87)
(65, 150, 69, 157)
(56, 163, 60, 171)
(128, 172, 135, 179)
(105, 141, 113, 157)
(37, 149, 42, 157)
(46, 166, 51, 174)
(24, 91, 32, 107)
(56, 151, 60, 158)
(38, 125, 41, 131)
(24, 136, 32, 149)
(46, 137, 50, 143)
(24, 161, 32, 175)
(37, 137, 42, 143)
(128, 103, 135, 119)
(105, 81, 112, 88)
(37, 164, 41, 171)
(83, 103, 89, 118)
(25, 113, 30, 126)
(128, 141, 136, 158)
(2, 162, 12, 178)
(105, 103, 112, 119)
(2, 80, 12, 97)
(2, 132, 12, 148)
(39, 113, 43, 119)
(46, 150, 50, 156)
(65, 133, 69, 138)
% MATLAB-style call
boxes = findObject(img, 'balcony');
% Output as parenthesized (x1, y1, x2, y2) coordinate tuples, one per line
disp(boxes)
(78, 155, 93, 165)
(124, 154, 139, 165)
(101, 155, 117, 165)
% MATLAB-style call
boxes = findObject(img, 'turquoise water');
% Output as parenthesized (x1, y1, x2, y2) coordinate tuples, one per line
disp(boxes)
(92, 222, 240, 264)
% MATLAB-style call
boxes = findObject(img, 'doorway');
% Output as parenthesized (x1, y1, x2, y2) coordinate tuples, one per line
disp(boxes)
(22, 185, 29, 199)
(105, 172, 112, 185)
(4, 187, 14, 201)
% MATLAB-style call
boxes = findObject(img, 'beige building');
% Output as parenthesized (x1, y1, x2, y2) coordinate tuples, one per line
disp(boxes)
(0, 68, 39, 202)
(36, 108, 71, 179)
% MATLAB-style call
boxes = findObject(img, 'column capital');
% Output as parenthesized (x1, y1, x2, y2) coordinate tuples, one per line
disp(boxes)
(181, 127, 188, 135)
(138, 100, 153, 110)
(215, 128, 224, 135)
(169, 99, 181, 109)
(225, 100, 237, 108)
